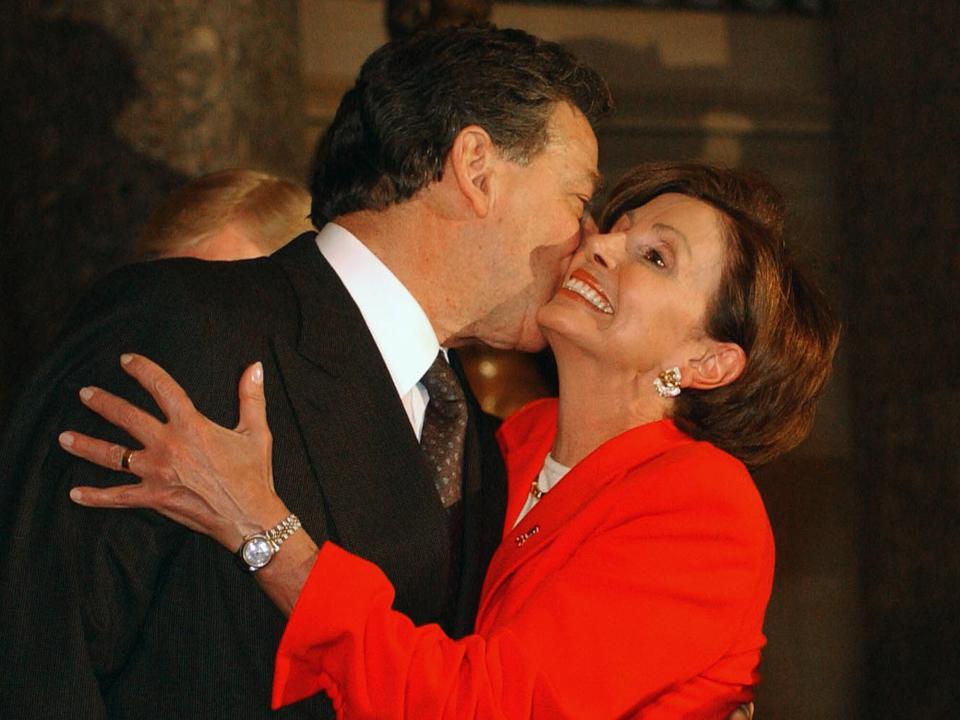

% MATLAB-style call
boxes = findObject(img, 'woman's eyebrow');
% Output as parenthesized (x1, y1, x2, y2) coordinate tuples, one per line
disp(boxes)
(652, 222, 690, 255)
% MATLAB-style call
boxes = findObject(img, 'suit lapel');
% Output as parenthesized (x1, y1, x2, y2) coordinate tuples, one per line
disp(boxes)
(446, 350, 507, 636)
(480, 417, 685, 613)
(480, 443, 602, 610)
(267, 235, 450, 624)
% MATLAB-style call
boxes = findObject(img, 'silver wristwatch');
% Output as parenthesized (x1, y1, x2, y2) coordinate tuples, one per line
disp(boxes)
(236, 513, 302, 572)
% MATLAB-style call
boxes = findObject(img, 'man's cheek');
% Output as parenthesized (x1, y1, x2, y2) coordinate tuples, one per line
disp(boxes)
(552, 232, 582, 280)
(527, 245, 570, 296)
(556, 251, 575, 282)
(581, 213, 599, 235)
(564, 224, 585, 256)
(539, 226, 581, 266)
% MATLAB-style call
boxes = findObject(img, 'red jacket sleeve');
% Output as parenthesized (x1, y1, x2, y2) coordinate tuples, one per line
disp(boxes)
(272, 445, 773, 719)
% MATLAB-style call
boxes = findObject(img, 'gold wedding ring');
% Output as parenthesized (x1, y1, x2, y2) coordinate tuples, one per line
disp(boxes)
(120, 447, 136, 472)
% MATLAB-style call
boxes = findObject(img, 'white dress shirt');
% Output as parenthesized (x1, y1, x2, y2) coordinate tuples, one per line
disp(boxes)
(316, 223, 440, 439)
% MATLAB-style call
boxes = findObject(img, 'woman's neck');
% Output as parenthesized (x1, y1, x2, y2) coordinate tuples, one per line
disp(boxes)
(551, 347, 666, 468)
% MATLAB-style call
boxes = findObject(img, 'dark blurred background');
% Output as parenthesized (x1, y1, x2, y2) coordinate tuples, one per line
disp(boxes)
(2, 1, 957, 717)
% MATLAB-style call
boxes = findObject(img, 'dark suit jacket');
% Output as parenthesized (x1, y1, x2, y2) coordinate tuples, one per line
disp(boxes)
(0, 233, 507, 719)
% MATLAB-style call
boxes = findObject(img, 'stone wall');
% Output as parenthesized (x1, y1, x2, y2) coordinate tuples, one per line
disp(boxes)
(0, 0, 305, 433)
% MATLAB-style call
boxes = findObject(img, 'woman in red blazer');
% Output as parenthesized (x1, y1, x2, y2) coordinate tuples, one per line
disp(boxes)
(65, 163, 838, 718)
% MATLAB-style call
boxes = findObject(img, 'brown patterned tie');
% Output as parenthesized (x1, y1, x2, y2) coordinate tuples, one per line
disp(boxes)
(419, 351, 467, 508)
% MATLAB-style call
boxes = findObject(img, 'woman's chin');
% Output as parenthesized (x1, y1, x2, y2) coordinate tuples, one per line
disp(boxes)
(538, 311, 590, 359)
(535, 301, 568, 340)
(537, 295, 602, 341)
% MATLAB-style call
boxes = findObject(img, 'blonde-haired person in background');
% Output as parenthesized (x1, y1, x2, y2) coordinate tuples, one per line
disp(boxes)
(136, 168, 315, 261)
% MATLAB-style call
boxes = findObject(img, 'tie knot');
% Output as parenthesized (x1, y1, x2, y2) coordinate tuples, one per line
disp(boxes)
(421, 352, 465, 405)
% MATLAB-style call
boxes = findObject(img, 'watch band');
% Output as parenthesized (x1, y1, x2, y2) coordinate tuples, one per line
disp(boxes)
(264, 513, 301, 547)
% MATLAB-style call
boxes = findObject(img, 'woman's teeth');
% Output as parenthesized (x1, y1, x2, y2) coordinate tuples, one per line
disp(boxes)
(563, 277, 614, 315)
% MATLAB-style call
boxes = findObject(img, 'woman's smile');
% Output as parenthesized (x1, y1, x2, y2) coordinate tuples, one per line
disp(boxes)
(559, 268, 614, 315)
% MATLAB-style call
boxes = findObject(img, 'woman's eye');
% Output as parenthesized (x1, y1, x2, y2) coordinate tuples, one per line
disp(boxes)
(643, 247, 666, 268)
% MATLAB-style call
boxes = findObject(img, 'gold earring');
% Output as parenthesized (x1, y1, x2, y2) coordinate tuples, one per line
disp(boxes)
(654, 367, 682, 398)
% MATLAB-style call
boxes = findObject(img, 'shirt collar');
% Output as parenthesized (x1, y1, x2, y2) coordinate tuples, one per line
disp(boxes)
(316, 222, 439, 396)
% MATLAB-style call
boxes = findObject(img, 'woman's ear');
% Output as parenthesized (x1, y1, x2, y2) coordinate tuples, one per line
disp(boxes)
(685, 342, 746, 391)
(447, 125, 496, 219)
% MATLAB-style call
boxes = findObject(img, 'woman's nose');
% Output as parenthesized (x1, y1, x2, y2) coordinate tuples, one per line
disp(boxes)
(582, 228, 621, 270)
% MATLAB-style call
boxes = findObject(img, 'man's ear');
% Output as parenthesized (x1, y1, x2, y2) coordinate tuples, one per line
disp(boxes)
(685, 342, 746, 391)
(447, 125, 497, 219)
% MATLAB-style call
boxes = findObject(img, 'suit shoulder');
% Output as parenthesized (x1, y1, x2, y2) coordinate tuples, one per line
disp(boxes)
(75, 255, 294, 325)
(662, 439, 750, 482)
(32, 255, 300, 408)
(628, 440, 771, 542)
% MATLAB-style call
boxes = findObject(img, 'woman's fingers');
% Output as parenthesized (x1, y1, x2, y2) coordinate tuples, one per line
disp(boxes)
(68, 481, 206, 536)
(58, 430, 157, 477)
(119, 353, 196, 422)
(69, 482, 149, 509)
(78, 385, 164, 447)
(236, 362, 268, 436)
(64, 355, 279, 549)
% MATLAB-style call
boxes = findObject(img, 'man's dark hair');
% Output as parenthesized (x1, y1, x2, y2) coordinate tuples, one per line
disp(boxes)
(309, 25, 612, 225)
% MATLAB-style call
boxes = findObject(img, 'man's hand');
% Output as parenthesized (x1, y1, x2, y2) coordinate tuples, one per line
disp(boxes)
(60, 353, 289, 551)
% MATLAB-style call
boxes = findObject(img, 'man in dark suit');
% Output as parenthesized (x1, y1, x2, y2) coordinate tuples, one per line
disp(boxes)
(0, 26, 610, 719)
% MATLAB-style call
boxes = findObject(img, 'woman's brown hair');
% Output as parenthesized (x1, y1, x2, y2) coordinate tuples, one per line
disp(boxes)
(599, 162, 840, 467)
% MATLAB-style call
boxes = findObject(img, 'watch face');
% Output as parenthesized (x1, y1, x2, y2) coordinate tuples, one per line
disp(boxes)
(242, 536, 274, 569)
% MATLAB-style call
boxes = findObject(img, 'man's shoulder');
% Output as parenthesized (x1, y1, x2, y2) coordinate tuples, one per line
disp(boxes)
(59, 252, 314, 372)
(27, 254, 303, 409)
(80, 253, 293, 322)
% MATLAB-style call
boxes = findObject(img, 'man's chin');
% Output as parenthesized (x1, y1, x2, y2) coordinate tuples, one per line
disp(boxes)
(456, 299, 548, 352)
(511, 330, 548, 354)
(458, 323, 546, 353)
